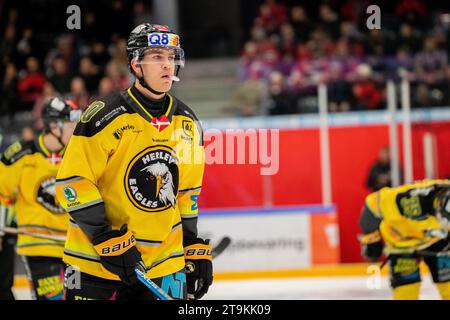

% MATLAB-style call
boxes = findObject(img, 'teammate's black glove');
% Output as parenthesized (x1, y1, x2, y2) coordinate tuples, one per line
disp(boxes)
(359, 230, 383, 262)
(92, 224, 144, 285)
(184, 237, 213, 300)
(361, 241, 383, 262)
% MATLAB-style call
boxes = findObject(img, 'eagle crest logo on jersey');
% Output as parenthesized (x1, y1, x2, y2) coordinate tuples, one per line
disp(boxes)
(37, 177, 65, 213)
(124, 146, 179, 212)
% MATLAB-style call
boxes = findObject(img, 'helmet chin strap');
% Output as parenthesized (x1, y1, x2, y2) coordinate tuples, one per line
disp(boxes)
(49, 126, 65, 150)
(138, 65, 166, 96)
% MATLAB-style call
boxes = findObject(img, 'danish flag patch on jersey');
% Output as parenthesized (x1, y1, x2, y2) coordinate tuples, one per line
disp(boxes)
(151, 115, 171, 132)
(47, 152, 63, 165)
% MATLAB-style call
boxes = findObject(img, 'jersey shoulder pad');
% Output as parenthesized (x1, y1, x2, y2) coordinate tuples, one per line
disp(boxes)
(1, 140, 36, 165)
(174, 97, 201, 122)
(365, 192, 379, 214)
(174, 97, 204, 145)
(75, 93, 133, 137)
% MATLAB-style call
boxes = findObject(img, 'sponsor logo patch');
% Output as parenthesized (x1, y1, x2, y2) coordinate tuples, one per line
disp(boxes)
(63, 186, 77, 202)
(112, 124, 136, 139)
(95, 106, 127, 127)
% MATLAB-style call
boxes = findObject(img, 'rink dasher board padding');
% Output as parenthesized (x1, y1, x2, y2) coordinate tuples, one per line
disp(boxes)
(198, 205, 340, 274)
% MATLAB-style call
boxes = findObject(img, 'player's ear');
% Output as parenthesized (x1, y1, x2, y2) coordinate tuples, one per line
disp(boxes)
(130, 58, 142, 77)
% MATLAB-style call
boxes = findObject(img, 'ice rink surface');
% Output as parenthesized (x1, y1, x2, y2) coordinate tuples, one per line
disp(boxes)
(13, 275, 442, 300)
(205, 276, 441, 300)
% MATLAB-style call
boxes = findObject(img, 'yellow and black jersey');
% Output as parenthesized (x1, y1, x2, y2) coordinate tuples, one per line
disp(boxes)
(0, 137, 69, 257)
(55, 85, 205, 280)
(0, 198, 16, 229)
(360, 179, 450, 253)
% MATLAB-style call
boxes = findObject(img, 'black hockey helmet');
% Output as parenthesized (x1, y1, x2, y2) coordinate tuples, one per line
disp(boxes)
(42, 97, 80, 130)
(126, 23, 185, 74)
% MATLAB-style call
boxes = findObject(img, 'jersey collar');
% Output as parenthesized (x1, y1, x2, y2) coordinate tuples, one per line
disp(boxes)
(36, 134, 66, 163)
(123, 86, 177, 123)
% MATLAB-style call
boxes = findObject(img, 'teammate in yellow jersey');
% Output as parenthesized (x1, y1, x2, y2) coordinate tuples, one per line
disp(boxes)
(55, 23, 212, 300)
(0, 97, 80, 300)
(359, 179, 450, 299)
(0, 199, 16, 300)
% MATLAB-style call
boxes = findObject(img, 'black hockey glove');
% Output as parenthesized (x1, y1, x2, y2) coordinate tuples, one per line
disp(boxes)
(359, 230, 383, 262)
(92, 224, 145, 285)
(184, 237, 213, 300)
(361, 241, 383, 262)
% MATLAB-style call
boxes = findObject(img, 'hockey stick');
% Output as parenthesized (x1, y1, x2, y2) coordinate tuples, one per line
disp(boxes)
(0, 227, 66, 242)
(379, 255, 390, 270)
(212, 236, 231, 258)
(3, 228, 229, 299)
(380, 249, 450, 270)
(4, 229, 172, 300)
(416, 250, 449, 257)
(136, 237, 232, 300)
(134, 267, 173, 300)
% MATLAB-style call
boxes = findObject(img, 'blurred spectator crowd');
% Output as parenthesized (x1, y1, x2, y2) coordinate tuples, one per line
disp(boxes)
(0, 0, 154, 130)
(1, 0, 450, 128)
(226, 0, 450, 116)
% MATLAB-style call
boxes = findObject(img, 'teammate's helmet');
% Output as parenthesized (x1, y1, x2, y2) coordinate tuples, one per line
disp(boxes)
(42, 97, 80, 129)
(436, 187, 450, 221)
(126, 23, 185, 70)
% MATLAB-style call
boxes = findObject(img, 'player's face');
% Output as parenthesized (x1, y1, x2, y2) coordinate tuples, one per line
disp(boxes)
(60, 121, 77, 145)
(139, 48, 176, 93)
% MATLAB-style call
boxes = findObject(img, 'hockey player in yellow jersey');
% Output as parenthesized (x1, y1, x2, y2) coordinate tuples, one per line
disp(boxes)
(0, 199, 16, 300)
(359, 179, 450, 299)
(55, 23, 212, 300)
(0, 97, 80, 300)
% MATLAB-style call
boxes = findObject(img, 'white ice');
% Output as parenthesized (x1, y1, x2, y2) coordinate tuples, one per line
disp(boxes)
(13, 275, 442, 300)
(204, 276, 441, 300)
